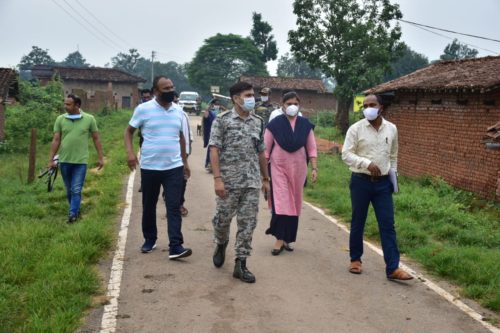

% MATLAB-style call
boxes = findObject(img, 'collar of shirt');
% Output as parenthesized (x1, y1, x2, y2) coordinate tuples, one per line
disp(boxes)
(363, 117, 387, 130)
(231, 108, 253, 121)
(152, 97, 176, 112)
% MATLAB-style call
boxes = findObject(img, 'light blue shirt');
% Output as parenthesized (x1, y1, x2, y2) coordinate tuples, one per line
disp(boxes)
(129, 99, 186, 170)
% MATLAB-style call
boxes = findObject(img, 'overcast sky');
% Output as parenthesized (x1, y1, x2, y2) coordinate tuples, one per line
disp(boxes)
(1, 0, 499, 75)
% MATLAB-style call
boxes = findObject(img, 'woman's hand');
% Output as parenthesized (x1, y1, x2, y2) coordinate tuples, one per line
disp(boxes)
(311, 169, 318, 183)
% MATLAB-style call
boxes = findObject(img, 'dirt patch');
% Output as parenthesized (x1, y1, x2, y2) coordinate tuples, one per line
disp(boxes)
(315, 136, 343, 154)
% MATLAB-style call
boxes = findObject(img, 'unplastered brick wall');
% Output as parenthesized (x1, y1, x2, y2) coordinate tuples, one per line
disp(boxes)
(384, 91, 500, 200)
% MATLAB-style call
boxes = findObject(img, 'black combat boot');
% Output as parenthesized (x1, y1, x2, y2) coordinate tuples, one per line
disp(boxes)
(213, 241, 228, 268)
(233, 258, 256, 283)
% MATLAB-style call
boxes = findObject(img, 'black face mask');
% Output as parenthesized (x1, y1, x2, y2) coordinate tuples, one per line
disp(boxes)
(158, 91, 175, 103)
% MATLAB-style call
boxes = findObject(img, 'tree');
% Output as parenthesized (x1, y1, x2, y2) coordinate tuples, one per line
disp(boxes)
(249, 12, 278, 62)
(384, 43, 428, 81)
(134, 58, 193, 91)
(111, 48, 141, 73)
(288, 0, 403, 134)
(187, 34, 268, 96)
(60, 51, 90, 67)
(277, 52, 322, 79)
(440, 39, 478, 61)
(19, 46, 56, 70)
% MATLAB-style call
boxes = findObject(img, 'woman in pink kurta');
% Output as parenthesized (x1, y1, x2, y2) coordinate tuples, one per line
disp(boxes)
(264, 92, 318, 255)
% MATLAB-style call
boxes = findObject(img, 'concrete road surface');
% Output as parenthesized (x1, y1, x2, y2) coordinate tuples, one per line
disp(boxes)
(84, 115, 498, 333)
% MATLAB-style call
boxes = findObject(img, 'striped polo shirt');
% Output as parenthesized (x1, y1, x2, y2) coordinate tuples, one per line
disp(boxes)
(129, 99, 185, 171)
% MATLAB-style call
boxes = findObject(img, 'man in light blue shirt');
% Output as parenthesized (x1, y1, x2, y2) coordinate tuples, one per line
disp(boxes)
(124, 76, 192, 259)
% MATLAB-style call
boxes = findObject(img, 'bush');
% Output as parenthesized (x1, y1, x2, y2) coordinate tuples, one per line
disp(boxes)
(3, 80, 64, 153)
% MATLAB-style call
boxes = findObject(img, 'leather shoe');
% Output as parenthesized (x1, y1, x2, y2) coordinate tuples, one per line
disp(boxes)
(271, 245, 284, 256)
(387, 268, 413, 280)
(213, 241, 228, 268)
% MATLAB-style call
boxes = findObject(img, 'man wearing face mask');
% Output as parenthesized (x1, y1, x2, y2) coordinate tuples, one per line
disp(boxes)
(255, 87, 274, 125)
(48, 94, 104, 223)
(124, 76, 192, 260)
(341, 94, 413, 281)
(202, 98, 224, 172)
(208, 81, 271, 283)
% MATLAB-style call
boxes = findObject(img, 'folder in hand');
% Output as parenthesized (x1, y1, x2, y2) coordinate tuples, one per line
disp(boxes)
(389, 168, 399, 193)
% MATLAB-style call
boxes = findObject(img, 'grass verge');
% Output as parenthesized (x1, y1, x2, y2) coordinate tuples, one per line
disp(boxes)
(0, 110, 132, 332)
(305, 151, 500, 313)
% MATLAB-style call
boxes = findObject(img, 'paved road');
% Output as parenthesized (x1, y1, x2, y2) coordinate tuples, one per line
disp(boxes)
(98, 115, 495, 333)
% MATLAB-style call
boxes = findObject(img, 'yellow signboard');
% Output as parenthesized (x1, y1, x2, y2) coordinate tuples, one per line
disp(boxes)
(353, 95, 364, 112)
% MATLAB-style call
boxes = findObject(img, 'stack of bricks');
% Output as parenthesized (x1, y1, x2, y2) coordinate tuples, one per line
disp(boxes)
(384, 91, 500, 201)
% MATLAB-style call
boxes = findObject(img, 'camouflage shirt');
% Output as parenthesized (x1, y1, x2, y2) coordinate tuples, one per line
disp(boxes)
(254, 101, 275, 125)
(209, 109, 265, 189)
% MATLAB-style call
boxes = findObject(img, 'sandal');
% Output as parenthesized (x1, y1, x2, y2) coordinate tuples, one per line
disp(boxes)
(349, 261, 362, 274)
(387, 268, 413, 280)
(180, 206, 188, 217)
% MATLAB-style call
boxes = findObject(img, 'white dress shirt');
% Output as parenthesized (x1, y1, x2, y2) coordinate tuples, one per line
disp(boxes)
(341, 118, 398, 176)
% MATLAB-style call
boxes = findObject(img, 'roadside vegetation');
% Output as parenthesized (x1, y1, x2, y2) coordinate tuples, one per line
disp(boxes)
(307, 124, 500, 313)
(0, 88, 132, 332)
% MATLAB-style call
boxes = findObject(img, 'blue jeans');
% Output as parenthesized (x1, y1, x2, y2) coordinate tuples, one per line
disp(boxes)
(349, 173, 400, 276)
(59, 163, 87, 218)
(141, 167, 184, 248)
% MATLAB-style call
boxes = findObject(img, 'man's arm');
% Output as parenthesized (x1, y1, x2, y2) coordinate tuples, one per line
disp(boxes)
(390, 127, 398, 171)
(124, 125, 138, 171)
(258, 151, 270, 198)
(179, 131, 190, 179)
(210, 146, 226, 199)
(48, 132, 61, 169)
(91, 131, 104, 169)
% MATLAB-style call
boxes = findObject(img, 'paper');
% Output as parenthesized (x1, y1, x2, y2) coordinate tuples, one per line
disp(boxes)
(389, 168, 399, 193)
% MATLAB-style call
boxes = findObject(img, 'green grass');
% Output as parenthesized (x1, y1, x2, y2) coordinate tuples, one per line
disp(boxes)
(305, 151, 500, 312)
(0, 110, 133, 332)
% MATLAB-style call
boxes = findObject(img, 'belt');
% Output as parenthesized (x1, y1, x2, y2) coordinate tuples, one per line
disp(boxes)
(352, 172, 388, 182)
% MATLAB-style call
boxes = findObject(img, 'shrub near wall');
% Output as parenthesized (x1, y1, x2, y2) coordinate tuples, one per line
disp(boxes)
(3, 80, 63, 153)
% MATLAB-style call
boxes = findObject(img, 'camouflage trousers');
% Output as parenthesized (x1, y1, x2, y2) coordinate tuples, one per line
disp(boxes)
(212, 188, 260, 259)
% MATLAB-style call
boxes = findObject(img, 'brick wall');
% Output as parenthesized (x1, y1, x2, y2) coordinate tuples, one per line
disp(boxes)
(384, 91, 500, 200)
(268, 89, 337, 113)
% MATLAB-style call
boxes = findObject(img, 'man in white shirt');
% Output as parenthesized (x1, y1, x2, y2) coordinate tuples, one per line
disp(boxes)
(341, 94, 412, 281)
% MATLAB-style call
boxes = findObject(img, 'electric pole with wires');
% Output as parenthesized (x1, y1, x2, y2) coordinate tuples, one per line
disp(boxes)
(151, 51, 156, 84)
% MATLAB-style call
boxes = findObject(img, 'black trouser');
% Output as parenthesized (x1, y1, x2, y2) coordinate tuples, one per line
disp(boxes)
(141, 167, 184, 248)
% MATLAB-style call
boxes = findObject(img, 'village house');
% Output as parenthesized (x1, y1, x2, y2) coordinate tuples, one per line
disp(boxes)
(239, 75, 337, 114)
(366, 56, 500, 200)
(32, 65, 145, 110)
(0, 68, 18, 141)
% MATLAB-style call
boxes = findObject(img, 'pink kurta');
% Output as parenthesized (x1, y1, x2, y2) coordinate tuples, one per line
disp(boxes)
(265, 117, 318, 216)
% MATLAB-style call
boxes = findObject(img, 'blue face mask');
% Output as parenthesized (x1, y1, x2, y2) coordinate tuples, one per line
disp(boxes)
(65, 114, 82, 120)
(242, 97, 255, 111)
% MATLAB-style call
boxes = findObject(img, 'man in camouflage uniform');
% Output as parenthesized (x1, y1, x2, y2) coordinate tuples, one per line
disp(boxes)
(254, 87, 275, 125)
(209, 81, 271, 283)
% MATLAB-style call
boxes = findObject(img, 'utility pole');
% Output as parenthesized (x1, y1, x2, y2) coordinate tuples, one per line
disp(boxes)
(151, 51, 156, 84)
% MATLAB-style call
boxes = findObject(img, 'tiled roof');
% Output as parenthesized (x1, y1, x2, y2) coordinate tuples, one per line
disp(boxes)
(32, 65, 145, 83)
(366, 56, 500, 94)
(0, 68, 17, 97)
(484, 122, 500, 143)
(240, 75, 325, 93)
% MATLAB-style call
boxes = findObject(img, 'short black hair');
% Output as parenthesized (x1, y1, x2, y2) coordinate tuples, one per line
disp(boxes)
(282, 91, 300, 103)
(140, 88, 151, 95)
(209, 98, 220, 105)
(67, 94, 81, 107)
(173, 91, 179, 98)
(229, 81, 253, 100)
(152, 76, 169, 91)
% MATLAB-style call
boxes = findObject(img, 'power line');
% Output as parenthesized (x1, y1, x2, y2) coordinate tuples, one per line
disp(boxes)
(398, 19, 500, 43)
(59, 0, 125, 51)
(72, 0, 132, 49)
(50, 0, 120, 52)
(403, 21, 500, 55)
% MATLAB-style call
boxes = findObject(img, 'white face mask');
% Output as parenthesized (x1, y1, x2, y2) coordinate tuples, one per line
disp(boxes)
(260, 96, 269, 102)
(363, 107, 379, 121)
(285, 105, 299, 117)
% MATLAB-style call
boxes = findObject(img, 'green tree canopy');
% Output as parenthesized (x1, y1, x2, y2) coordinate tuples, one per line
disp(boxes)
(288, 0, 403, 133)
(187, 33, 268, 96)
(19, 46, 56, 70)
(111, 48, 141, 73)
(60, 51, 90, 68)
(384, 43, 429, 81)
(277, 52, 322, 79)
(249, 12, 278, 62)
(440, 39, 478, 61)
(134, 58, 193, 92)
